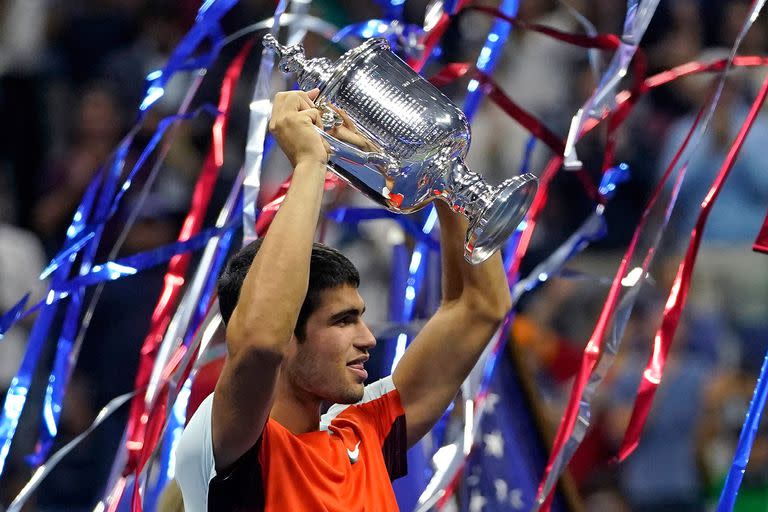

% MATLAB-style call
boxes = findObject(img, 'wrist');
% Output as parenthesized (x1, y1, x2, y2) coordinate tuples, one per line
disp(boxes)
(294, 152, 328, 170)
(293, 158, 328, 176)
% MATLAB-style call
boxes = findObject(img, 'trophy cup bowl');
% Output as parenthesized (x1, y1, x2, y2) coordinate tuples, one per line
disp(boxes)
(263, 34, 537, 264)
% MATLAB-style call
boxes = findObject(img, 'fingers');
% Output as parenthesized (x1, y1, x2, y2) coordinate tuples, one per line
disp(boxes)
(303, 107, 323, 129)
(270, 90, 321, 132)
(301, 107, 331, 156)
(307, 88, 320, 101)
(272, 90, 316, 117)
(269, 109, 320, 134)
(329, 104, 357, 132)
(296, 90, 316, 110)
(268, 89, 331, 166)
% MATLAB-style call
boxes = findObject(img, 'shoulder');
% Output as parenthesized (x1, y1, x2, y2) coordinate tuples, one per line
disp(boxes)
(320, 375, 404, 439)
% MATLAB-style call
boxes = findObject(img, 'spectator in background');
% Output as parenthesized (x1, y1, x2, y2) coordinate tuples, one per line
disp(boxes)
(33, 81, 126, 252)
(0, 0, 50, 228)
(604, 297, 713, 512)
(103, 1, 189, 110)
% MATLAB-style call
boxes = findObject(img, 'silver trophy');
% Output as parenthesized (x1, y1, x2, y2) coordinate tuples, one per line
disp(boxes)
(263, 34, 537, 264)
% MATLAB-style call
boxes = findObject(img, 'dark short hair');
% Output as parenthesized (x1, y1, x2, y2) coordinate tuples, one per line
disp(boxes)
(217, 239, 360, 340)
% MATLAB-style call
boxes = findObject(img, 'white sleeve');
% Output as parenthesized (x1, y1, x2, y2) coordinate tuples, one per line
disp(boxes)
(174, 393, 218, 512)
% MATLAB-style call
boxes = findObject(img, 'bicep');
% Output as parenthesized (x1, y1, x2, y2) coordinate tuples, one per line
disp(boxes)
(211, 348, 281, 471)
(393, 302, 501, 447)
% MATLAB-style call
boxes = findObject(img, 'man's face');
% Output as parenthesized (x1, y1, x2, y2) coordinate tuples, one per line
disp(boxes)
(284, 285, 376, 405)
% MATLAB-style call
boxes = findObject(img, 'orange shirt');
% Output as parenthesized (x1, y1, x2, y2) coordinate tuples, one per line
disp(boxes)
(177, 376, 407, 511)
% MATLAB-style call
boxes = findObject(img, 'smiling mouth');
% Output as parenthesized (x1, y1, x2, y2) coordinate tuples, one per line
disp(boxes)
(346, 363, 368, 381)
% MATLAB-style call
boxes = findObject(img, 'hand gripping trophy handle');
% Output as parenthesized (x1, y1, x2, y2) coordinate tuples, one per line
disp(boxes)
(264, 35, 400, 174)
(264, 34, 538, 264)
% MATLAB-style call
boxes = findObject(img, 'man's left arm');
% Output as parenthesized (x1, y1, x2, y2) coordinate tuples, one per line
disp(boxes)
(392, 201, 512, 447)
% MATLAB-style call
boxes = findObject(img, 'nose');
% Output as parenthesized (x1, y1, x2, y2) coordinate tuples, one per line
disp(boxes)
(355, 321, 377, 350)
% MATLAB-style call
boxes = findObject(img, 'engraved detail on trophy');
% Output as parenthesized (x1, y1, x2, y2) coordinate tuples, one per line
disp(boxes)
(263, 34, 538, 264)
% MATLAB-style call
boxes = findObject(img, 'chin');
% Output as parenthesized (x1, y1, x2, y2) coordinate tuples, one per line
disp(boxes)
(336, 385, 364, 405)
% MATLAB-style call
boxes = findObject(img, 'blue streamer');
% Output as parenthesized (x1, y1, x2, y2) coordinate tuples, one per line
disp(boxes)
(326, 207, 441, 251)
(331, 18, 426, 56)
(111, 107, 220, 213)
(0, 164, 100, 478)
(39, 233, 95, 281)
(140, 0, 238, 112)
(332, 19, 394, 43)
(4, 106, 230, 335)
(716, 348, 768, 512)
(374, 0, 405, 21)
(331, 0, 406, 45)
(599, 162, 630, 200)
(0, 218, 238, 469)
(38, 173, 105, 280)
(0, 199, 234, 469)
(463, 0, 519, 119)
(443, 0, 460, 14)
(28, 104, 219, 464)
(0, 0, 240, 480)
(0, 295, 29, 340)
(62, 222, 237, 297)
(30, 140, 133, 465)
(40, 106, 219, 279)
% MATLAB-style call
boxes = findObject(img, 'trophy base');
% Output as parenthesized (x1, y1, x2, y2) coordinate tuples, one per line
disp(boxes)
(464, 173, 538, 264)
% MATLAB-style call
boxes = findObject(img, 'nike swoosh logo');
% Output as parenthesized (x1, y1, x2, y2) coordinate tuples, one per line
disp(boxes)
(347, 441, 361, 464)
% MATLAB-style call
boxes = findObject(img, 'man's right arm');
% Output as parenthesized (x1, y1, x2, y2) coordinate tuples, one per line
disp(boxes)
(211, 89, 328, 471)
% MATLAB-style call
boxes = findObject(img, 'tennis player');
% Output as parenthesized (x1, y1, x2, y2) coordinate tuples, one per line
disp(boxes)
(175, 88, 511, 511)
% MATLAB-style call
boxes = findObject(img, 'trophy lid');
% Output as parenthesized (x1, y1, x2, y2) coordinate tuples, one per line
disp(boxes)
(263, 34, 390, 94)
(263, 34, 333, 90)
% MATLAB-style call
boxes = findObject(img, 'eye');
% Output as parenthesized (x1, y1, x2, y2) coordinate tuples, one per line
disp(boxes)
(335, 316, 355, 326)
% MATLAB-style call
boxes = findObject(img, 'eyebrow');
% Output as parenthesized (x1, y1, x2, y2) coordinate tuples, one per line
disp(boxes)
(329, 305, 366, 322)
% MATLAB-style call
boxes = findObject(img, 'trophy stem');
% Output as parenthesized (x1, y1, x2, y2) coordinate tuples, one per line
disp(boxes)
(444, 161, 494, 224)
(446, 160, 538, 264)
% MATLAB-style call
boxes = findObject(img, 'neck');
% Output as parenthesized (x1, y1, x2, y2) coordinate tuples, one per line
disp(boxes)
(270, 373, 322, 435)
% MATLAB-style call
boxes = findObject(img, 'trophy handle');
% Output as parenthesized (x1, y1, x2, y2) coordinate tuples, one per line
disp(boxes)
(315, 99, 344, 130)
(314, 126, 397, 172)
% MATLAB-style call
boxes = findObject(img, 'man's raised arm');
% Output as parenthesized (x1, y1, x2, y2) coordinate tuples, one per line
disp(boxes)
(393, 201, 512, 447)
(211, 89, 328, 470)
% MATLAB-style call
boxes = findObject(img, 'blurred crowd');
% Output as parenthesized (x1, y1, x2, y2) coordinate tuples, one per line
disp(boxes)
(0, 0, 767, 510)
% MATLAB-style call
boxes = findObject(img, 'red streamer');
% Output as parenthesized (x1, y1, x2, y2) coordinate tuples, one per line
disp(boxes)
(468, 5, 621, 51)
(412, 14, 768, 504)
(408, 0, 474, 71)
(535, 70, 745, 512)
(754, 210, 768, 254)
(116, 8, 768, 506)
(614, 73, 768, 463)
(119, 41, 254, 511)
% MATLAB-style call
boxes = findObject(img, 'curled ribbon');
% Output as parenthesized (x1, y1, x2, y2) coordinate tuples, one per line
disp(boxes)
(241, 0, 288, 244)
(560, 0, 660, 171)
(615, 71, 768, 463)
(534, 1, 767, 508)
(113, 42, 252, 511)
